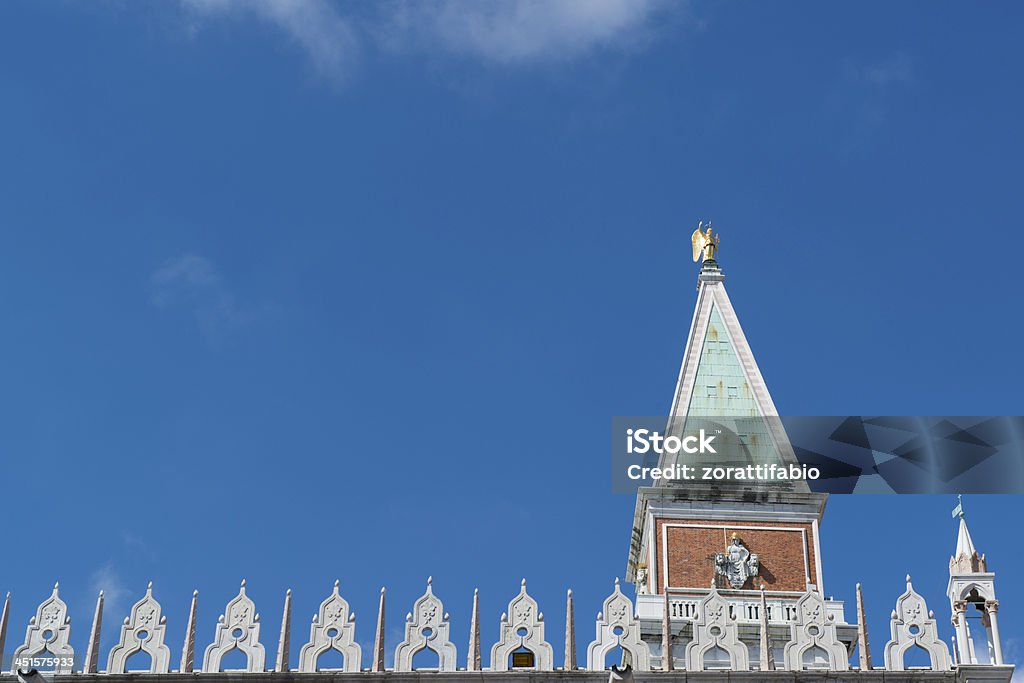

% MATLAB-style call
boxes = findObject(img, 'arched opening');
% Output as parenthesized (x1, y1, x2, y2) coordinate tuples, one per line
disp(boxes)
(218, 646, 249, 672)
(801, 645, 830, 670)
(902, 643, 933, 669)
(411, 645, 440, 670)
(966, 600, 993, 664)
(124, 649, 153, 673)
(703, 645, 731, 670)
(604, 645, 625, 669)
(316, 648, 346, 671)
(509, 644, 535, 670)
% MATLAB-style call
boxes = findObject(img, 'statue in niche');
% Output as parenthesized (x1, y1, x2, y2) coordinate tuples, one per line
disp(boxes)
(715, 533, 760, 589)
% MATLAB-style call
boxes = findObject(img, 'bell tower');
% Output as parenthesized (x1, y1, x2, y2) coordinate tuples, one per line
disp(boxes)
(948, 499, 1003, 665)
(626, 227, 852, 669)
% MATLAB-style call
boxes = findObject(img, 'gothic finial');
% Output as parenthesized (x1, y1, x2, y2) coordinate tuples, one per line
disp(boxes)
(467, 586, 481, 671)
(241, 578, 247, 588)
(372, 585, 386, 671)
(856, 582, 872, 670)
(521, 578, 527, 587)
(274, 589, 292, 672)
(181, 589, 198, 672)
(1, 592, 12, 675)
(84, 590, 105, 673)
(758, 582, 773, 671)
(427, 576, 433, 585)
(148, 581, 154, 590)
(905, 574, 912, 584)
(334, 579, 340, 589)
(564, 587, 576, 670)
(99, 590, 105, 597)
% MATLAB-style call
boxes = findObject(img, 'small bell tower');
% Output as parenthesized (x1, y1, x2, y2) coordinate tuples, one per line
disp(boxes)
(947, 497, 1003, 665)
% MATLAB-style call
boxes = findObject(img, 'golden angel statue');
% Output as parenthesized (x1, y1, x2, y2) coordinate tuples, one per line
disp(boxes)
(691, 220, 720, 262)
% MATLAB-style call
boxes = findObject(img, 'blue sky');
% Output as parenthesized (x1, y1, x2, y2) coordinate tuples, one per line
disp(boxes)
(1, 0, 1022, 671)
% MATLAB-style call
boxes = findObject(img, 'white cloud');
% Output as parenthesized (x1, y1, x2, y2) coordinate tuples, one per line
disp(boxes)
(150, 254, 255, 343)
(379, 0, 672, 65)
(181, 0, 359, 79)
(179, 0, 676, 81)
(87, 563, 132, 622)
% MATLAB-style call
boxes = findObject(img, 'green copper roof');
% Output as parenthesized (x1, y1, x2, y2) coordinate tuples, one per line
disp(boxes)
(674, 303, 782, 469)
(686, 304, 760, 418)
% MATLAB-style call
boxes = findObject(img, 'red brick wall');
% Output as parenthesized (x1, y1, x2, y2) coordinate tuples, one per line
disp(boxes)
(651, 518, 817, 592)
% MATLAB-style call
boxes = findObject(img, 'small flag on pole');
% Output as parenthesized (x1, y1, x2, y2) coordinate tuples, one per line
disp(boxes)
(951, 494, 964, 519)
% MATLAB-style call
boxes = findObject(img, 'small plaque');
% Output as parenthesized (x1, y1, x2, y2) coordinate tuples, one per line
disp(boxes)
(511, 651, 535, 668)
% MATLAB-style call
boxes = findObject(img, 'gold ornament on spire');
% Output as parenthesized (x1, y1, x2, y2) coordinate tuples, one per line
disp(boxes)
(691, 220, 720, 263)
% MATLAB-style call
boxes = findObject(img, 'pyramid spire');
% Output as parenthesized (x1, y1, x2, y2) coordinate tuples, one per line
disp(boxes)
(950, 497, 986, 573)
(955, 516, 977, 557)
(658, 221, 805, 482)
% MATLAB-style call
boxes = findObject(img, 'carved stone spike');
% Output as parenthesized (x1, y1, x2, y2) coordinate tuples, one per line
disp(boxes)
(0, 592, 10, 666)
(490, 579, 554, 671)
(782, 588, 849, 671)
(372, 588, 386, 672)
(108, 583, 172, 673)
(11, 583, 75, 674)
(883, 576, 951, 671)
(274, 590, 292, 672)
(83, 591, 104, 673)
(565, 589, 576, 671)
(856, 583, 872, 670)
(683, 586, 748, 672)
(758, 586, 774, 671)
(180, 591, 198, 673)
(467, 589, 481, 671)
(201, 580, 266, 672)
(393, 579, 458, 671)
(585, 579, 651, 671)
(297, 581, 362, 672)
